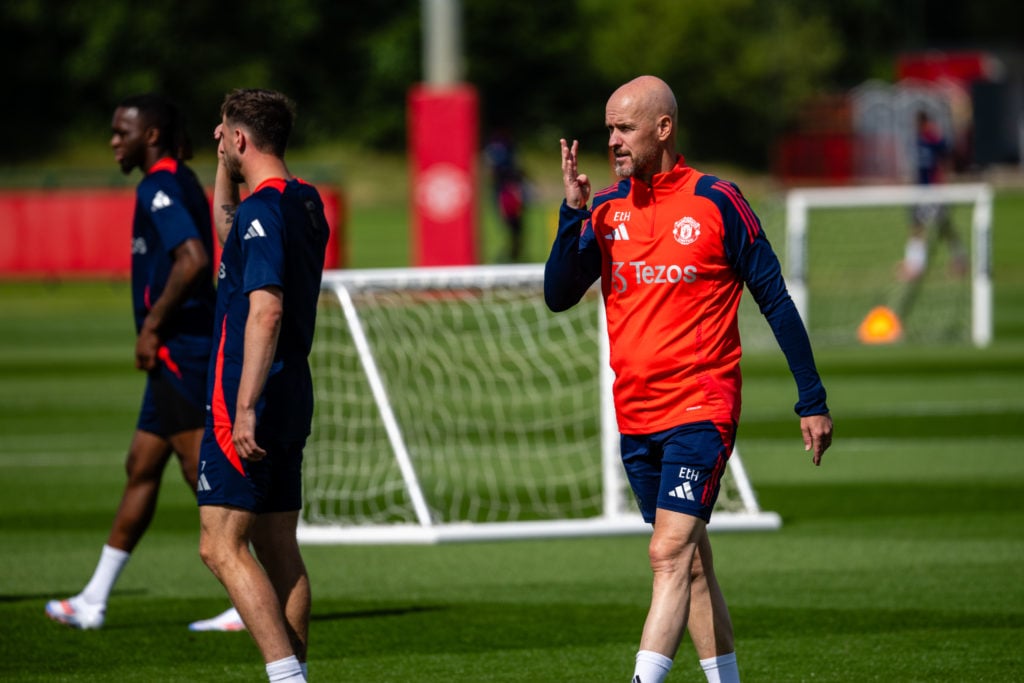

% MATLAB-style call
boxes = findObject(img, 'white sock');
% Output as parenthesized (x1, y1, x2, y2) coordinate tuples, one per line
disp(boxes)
(904, 236, 927, 274)
(79, 544, 130, 605)
(700, 652, 740, 683)
(633, 650, 673, 683)
(301, 661, 307, 679)
(266, 655, 306, 682)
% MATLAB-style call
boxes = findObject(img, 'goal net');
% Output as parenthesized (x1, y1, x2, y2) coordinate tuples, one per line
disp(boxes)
(299, 264, 780, 544)
(784, 183, 993, 347)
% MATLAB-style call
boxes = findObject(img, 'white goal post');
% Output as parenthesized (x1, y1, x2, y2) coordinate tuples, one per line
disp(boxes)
(299, 264, 780, 544)
(785, 183, 994, 347)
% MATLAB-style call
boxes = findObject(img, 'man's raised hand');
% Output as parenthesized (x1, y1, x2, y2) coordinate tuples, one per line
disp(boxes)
(561, 139, 591, 210)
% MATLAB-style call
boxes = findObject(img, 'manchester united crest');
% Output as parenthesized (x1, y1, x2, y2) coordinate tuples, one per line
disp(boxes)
(673, 216, 701, 245)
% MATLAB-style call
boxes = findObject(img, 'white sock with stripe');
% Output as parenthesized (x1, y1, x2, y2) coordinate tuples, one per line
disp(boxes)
(633, 650, 673, 683)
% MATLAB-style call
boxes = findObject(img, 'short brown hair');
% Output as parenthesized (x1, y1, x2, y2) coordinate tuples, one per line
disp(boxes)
(220, 89, 297, 157)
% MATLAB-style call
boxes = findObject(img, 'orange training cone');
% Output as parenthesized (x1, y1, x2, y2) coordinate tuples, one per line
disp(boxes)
(858, 305, 903, 344)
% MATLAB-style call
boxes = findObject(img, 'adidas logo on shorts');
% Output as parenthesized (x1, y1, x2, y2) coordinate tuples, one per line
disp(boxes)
(668, 482, 695, 501)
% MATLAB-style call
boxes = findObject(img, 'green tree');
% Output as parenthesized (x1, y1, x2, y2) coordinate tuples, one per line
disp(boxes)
(576, 0, 842, 164)
(2, 0, 1018, 167)
(463, 3, 596, 149)
(0, 0, 420, 159)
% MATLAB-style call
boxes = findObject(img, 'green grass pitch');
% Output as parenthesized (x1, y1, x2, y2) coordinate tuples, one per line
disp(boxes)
(1, 186, 1022, 681)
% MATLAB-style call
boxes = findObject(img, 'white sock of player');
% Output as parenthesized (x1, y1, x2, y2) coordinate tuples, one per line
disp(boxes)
(633, 650, 673, 683)
(79, 544, 130, 606)
(266, 655, 305, 682)
(699, 652, 740, 683)
(904, 236, 927, 276)
(301, 661, 307, 679)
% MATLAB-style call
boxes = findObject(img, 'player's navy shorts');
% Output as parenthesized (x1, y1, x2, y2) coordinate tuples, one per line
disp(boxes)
(136, 359, 206, 438)
(196, 430, 305, 514)
(621, 421, 736, 524)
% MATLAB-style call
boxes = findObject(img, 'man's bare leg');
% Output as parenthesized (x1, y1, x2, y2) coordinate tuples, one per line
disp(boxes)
(105, 430, 176, 551)
(199, 505, 295, 663)
(634, 510, 739, 682)
(252, 511, 309, 661)
(684, 526, 735, 658)
(638, 509, 703, 656)
(168, 428, 202, 491)
(47, 430, 182, 629)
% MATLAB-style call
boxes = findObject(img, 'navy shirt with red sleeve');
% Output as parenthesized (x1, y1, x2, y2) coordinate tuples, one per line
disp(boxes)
(130, 157, 215, 370)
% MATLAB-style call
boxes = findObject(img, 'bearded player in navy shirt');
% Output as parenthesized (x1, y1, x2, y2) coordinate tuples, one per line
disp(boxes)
(46, 94, 239, 632)
(197, 89, 328, 683)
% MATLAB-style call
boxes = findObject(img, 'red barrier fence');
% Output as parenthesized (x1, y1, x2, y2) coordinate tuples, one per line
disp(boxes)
(0, 188, 345, 278)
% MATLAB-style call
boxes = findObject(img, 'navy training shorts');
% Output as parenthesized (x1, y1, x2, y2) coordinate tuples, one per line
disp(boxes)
(136, 360, 206, 438)
(620, 420, 735, 524)
(196, 429, 304, 514)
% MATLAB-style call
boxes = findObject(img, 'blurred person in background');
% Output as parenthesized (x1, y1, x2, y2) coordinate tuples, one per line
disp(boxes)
(45, 94, 242, 632)
(900, 109, 968, 282)
(886, 108, 970, 332)
(484, 129, 528, 262)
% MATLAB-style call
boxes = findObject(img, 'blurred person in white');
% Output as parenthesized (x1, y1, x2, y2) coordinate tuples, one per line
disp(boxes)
(901, 109, 968, 282)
